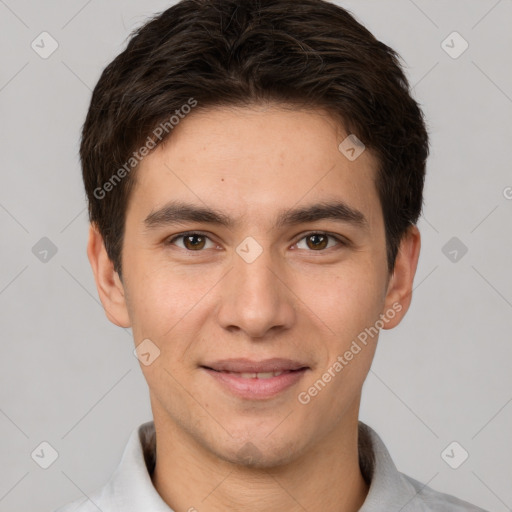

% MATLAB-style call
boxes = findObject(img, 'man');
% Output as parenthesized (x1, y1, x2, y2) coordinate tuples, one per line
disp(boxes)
(56, 0, 488, 510)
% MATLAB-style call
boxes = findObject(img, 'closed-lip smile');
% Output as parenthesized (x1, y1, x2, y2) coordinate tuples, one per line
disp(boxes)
(200, 358, 310, 400)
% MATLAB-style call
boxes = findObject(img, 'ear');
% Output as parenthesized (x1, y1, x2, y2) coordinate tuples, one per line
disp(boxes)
(87, 223, 131, 328)
(381, 225, 421, 329)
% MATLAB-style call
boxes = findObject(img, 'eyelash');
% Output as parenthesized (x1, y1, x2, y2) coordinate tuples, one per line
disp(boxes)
(165, 231, 347, 251)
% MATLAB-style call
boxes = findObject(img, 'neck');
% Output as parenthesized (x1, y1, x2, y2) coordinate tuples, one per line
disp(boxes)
(150, 407, 370, 512)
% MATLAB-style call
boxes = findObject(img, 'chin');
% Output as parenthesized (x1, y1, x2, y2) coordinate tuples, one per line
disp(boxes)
(214, 436, 304, 470)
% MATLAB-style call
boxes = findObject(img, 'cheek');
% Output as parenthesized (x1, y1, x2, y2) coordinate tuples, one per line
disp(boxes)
(292, 260, 385, 340)
(125, 256, 221, 344)
(295, 268, 382, 412)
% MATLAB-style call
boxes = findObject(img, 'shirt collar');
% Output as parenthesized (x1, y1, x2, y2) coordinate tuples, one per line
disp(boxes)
(357, 422, 422, 511)
(102, 420, 423, 511)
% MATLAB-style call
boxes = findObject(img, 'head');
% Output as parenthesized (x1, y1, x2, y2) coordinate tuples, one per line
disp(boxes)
(85, 0, 427, 467)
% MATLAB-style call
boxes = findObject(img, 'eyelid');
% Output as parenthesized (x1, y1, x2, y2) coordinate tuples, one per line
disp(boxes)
(166, 230, 348, 251)
(293, 231, 348, 249)
(166, 231, 216, 247)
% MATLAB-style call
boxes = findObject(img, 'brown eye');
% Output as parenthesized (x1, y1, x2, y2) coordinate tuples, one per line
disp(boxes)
(183, 234, 206, 250)
(167, 232, 214, 251)
(295, 232, 343, 251)
(306, 234, 329, 250)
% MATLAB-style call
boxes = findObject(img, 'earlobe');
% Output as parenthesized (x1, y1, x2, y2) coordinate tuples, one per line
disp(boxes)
(381, 225, 421, 330)
(86, 223, 131, 328)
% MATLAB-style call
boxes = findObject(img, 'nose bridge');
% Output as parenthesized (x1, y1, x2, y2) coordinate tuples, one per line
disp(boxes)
(236, 246, 278, 301)
(217, 241, 295, 337)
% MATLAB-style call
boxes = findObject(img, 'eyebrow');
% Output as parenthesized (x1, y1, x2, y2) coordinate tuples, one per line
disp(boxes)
(143, 199, 368, 231)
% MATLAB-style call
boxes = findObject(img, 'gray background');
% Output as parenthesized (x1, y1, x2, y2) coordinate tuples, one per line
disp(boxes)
(1, 0, 511, 511)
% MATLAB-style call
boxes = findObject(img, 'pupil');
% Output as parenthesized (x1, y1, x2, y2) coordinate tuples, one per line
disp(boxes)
(308, 234, 327, 250)
(186, 235, 204, 249)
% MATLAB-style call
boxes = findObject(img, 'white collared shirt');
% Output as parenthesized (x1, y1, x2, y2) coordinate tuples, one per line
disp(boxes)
(55, 421, 488, 511)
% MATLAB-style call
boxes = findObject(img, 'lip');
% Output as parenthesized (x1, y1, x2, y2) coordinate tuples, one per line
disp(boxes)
(200, 358, 309, 400)
(201, 357, 308, 373)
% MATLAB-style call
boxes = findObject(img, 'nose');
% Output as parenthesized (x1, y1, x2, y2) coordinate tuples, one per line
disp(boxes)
(215, 244, 297, 339)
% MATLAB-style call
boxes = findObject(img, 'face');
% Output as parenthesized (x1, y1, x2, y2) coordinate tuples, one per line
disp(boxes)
(90, 105, 419, 468)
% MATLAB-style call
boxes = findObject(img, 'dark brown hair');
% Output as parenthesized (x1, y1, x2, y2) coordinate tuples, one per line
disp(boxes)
(80, 0, 429, 279)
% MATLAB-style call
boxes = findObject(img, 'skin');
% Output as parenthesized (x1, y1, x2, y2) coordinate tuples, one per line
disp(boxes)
(87, 104, 420, 512)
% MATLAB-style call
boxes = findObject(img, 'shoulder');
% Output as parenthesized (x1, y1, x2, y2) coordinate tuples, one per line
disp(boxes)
(53, 496, 101, 512)
(52, 483, 115, 512)
(358, 421, 489, 512)
(402, 473, 490, 512)
(52, 421, 156, 512)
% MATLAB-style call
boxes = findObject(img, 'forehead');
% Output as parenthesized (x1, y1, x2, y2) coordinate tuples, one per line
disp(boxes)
(127, 105, 382, 230)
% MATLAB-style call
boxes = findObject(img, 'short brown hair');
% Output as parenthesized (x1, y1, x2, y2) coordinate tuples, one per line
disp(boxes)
(80, 0, 429, 279)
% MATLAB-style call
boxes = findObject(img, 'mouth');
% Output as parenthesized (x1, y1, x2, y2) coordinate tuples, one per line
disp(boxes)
(200, 358, 310, 400)
(202, 368, 306, 379)
(200, 357, 309, 373)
